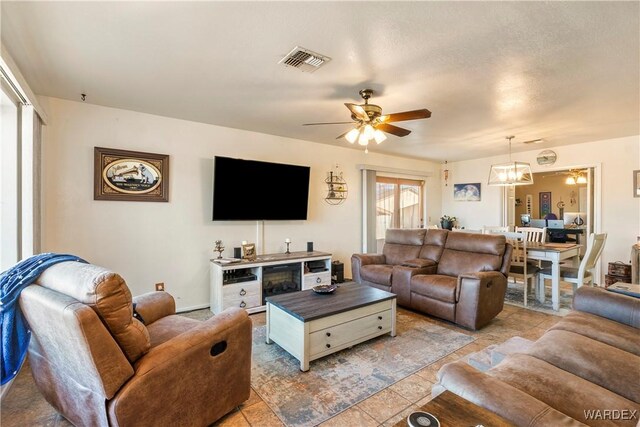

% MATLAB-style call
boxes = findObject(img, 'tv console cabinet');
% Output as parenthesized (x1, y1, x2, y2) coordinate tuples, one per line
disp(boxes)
(209, 251, 332, 314)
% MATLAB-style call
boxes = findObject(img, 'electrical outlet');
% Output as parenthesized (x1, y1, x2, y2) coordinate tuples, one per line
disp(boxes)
(155, 282, 165, 292)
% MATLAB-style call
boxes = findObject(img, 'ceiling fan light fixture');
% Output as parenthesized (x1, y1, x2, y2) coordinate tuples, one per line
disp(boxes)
(566, 176, 576, 185)
(345, 128, 360, 144)
(373, 129, 387, 144)
(305, 89, 431, 152)
(577, 175, 587, 184)
(363, 124, 375, 140)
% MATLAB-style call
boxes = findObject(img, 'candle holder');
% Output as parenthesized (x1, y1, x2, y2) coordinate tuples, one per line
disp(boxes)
(285, 242, 291, 254)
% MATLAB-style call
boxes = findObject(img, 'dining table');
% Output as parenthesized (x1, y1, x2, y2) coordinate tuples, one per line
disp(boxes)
(526, 242, 582, 311)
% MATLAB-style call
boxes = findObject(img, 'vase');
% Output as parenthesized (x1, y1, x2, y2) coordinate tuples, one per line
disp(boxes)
(441, 220, 453, 230)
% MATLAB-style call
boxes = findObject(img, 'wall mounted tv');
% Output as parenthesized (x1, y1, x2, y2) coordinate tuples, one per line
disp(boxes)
(212, 156, 310, 221)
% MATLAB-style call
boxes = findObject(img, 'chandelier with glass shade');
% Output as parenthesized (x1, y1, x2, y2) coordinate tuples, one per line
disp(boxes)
(488, 136, 534, 186)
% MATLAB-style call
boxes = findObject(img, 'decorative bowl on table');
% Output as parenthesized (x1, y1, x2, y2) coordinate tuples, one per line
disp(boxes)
(312, 284, 337, 294)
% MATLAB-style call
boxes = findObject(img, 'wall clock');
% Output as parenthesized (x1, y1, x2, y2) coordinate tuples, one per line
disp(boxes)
(537, 150, 557, 166)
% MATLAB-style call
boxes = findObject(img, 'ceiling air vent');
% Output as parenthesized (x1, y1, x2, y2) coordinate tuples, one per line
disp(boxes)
(279, 46, 331, 73)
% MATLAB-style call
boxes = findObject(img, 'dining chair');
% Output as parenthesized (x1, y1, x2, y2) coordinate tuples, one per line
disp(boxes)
(516, 226, 549, 270)
(496, 231, 539, 306)
(537, 233, 607, 298)
(515, 226, 547, 243)
(482, 226, 509, 234)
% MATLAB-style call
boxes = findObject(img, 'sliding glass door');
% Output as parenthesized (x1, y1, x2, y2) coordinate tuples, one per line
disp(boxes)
(375, 177, 423, 252)
(0, 81, 21, 270)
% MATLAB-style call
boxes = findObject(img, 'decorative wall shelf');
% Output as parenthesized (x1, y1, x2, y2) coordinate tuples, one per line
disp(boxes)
(324, 167, 348, 205)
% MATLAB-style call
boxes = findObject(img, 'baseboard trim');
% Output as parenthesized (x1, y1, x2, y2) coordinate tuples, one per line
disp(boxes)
(176, 303, 210, 313)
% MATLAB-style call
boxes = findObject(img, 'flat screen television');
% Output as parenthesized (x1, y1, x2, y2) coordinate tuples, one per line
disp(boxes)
(212, 156, 310, 220)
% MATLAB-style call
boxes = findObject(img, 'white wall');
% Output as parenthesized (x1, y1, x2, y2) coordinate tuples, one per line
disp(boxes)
(40, 97, 441, 310)
(442, 135, 640, 275)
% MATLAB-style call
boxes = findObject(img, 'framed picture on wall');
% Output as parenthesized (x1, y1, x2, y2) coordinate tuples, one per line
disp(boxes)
(539, 191, 552, 217)
(453, 183, 481, 201)
(94, 147, 169, 202)
(634, 170, 640, 198)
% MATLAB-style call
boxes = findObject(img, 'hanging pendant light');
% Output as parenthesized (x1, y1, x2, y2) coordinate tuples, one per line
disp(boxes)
(488, 136, 534, 186)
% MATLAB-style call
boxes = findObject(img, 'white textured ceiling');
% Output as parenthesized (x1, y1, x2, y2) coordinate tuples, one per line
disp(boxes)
(2, 1, 638, 161)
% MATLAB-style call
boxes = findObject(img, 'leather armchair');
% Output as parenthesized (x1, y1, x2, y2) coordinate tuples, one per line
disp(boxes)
(20, 261, 252, 427)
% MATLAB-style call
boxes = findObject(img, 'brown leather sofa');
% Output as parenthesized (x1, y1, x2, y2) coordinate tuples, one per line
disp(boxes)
(435, 286, 640, 426)
(352, 229, 512, 329)
(19, 261, 252, 426)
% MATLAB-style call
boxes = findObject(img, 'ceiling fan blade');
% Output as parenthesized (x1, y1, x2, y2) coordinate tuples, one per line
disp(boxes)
(335, 130, 352, 140)
(379, 109, 431, 123)
(302, 121, 354, 126)
(376, 123, 412, 137)
(344, 103, 369, 122)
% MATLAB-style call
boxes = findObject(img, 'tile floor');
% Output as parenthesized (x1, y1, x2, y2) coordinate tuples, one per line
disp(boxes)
(1, 304, 562, 427)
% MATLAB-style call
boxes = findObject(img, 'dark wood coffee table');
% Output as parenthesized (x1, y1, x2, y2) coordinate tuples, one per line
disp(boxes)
(265, 283, 396, 371)
(393, 391, 513, 426)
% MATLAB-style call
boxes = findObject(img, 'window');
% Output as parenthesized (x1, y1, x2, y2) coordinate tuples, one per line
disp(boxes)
(0, 81, 21, 270)
(375, 177, 423, 252)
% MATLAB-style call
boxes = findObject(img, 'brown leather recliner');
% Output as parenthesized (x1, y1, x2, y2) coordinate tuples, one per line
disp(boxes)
(19, 261, 252, 427)
(394, 231, 512, 329)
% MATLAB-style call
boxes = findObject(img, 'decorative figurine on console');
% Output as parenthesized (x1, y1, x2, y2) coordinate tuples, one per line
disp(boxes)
(213, 240, 225, 259)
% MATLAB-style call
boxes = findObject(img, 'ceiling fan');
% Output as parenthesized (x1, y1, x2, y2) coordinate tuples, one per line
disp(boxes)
(303, 89, 431, 152)
(541, 169, 588, 184)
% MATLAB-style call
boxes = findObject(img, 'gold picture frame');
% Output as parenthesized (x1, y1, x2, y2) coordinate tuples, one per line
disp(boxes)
(242, 243, 257, 261)
(634, 170, 640, 198)
(94, 147, 169, 202)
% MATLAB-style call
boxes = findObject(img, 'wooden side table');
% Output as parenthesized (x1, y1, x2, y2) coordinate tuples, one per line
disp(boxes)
(393, 391, 514, 426)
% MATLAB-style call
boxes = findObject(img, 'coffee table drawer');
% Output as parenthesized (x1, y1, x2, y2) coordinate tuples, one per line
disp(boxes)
(309, 309, 392, 357)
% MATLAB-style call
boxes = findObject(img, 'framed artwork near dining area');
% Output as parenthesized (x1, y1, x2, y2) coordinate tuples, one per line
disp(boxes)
(539, 191, 552, 217)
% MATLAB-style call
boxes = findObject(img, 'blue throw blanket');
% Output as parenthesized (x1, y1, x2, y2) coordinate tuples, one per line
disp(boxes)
(0, 253, 86, 385)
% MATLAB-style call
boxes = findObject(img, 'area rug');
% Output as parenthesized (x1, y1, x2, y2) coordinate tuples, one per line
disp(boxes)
(251, 310, 475, 427)
(504, 280, 572, 316)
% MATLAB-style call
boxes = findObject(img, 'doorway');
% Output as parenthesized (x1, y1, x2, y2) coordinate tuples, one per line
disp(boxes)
(507, 167, 596, 252)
